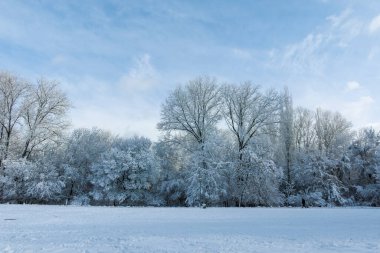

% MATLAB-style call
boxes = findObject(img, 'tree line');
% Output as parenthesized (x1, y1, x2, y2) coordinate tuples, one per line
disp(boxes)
(0, 73, 379, 207)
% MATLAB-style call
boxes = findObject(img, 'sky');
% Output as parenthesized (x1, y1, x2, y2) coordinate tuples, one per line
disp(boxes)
(0, 0, 380, 140)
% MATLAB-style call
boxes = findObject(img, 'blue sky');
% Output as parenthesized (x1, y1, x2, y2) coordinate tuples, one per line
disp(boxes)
(1, 0, 380, 139)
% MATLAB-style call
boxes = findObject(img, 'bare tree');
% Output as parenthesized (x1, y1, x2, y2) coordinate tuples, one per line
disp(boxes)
(0, 71, 29, 163)
(158, 76, 221, 145)
(293, 107, 315, 153)
(21, 78, 70, 159)
(222, 82, 280, 155)
(314, 108, 352, 157)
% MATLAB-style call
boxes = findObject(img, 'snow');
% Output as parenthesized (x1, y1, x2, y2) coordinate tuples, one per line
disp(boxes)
(0, 205, 379, 253)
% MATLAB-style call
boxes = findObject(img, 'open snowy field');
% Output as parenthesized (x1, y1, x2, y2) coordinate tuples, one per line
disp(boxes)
(0, 205, 379, 253)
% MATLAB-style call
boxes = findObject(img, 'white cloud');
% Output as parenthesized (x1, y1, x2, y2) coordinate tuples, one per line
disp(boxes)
(358, 95, 374, 104)
(65, 68, 162, 140)
(341, 96, 375, 126)
(367, 122, 380, 131)
(119, 54, 158, 92)
(231, 48, 253, 60)
(345, 81, 361, 92)
(70, 90, 161, 140)
(368, 46, 380, 60)
(51, 54, 68, 65)
(71, 104, 160, 140)
(326, 9, 352, 28)
(297, 86, 377, 131)
(369, 15, 380, 34)
(281, 33, 325, 74)
(279, 9, 363, 74)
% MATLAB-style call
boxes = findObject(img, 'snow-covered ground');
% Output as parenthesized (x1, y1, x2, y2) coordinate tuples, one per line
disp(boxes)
(0, 205, 379, 253)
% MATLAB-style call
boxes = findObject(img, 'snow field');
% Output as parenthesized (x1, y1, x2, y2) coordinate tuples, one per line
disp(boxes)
(0, 205, 379, 253)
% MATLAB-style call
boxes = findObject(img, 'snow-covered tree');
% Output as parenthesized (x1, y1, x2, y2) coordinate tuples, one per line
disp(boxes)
(24, 159, 65, 203)
(91, 137, 159, 206)
(62, 128, 113, 204)
(0, 72, 70, 164)
(0, 158, 64, 203)
(278, 87, 295, 204)
(21, 78, 70, 159)
(293, 107, 315, 153)
(229, 145, 283, 207)
(158, 76, 221, 145)
(0, 159, 30, 202)
(158, 76, 223, 206)
(221, 82, 280, 156)
(347, 128, 380, 206)
(221, 82, 280, 206)
(314, 109, 352, 158)
(154, 139, 186, 206)
(184, 136, 227, 206)
(288, 108, 355, 206)
(91, 148, 133, 205)
(0, 71, 29, 163)
(293, 152, 351, 206)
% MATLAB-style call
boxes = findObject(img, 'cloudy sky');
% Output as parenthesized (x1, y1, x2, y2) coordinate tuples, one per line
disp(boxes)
(1, 0, 380, 140)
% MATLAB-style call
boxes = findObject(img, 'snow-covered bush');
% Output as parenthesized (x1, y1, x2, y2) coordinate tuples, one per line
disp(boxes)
(153, 139, 186, 206)
(69, 195, 90, 206)
(184, 145, 227, 206)
(62, 128, 113, 202)
(287, 194, 302, 207)
(160, 178, 186, 205)
(0, 159, 65, 203)
(235, 153, 284, 207)
(25, 161, 65, 202)
(90, 137, 159, 206)
(294, 153, 350, 206)
(0, 159, 31, 202)
(287, 192, 327, 207)
(355, 185, 380, 206)
(304, 192, 326, 207)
